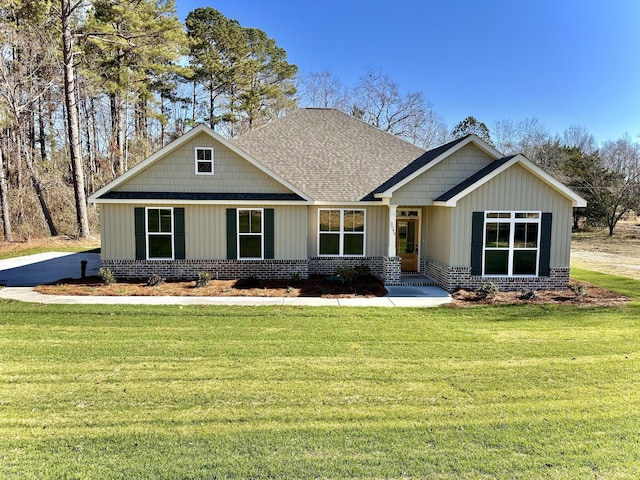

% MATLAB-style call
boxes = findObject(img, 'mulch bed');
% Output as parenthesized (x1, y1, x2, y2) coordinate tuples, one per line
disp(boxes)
(35, 274, 388, 299)
(34, 275, 630, 307)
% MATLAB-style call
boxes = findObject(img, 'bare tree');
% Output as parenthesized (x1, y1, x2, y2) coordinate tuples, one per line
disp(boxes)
(297, 70, 351, 110)
(353, 68, 445, 148)
(493, 117, 550, 161)
(0, 18, 59, 237)
(60, 0, 90, 238)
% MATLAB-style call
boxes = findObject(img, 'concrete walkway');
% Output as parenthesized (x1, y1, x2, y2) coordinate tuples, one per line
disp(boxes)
(0, 252, 451, 307)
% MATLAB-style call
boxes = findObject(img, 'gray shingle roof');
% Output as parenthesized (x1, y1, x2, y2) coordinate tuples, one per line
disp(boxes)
(231, 108, 428, 202)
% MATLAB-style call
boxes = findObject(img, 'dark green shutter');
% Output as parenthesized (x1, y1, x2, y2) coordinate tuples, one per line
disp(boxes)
(226, 208, 237, 260)
(264, 208, 275, 259)
(539, 212, 552, 276)
(470, 211, 484, 275)
(134, 207, 146, 260)
(174, 207, 185, 260)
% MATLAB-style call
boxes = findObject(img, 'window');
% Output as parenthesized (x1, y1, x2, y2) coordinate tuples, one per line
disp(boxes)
(195, 147, 214, 175)
(146, 207, 173, 259)
(238, 209, 263, 259)
(318, 209, 365, 256)
(483, 211, 540, 276)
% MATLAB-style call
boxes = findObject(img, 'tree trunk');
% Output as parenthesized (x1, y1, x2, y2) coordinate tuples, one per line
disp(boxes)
(37, 97, 47, 162)
(23, 143, 58, 237)
(0, 147, 13, 242)
(61, 0, 90, 238)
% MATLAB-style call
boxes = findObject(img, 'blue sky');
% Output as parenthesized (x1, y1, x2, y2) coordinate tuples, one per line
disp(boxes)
(176, 0, 640, 144)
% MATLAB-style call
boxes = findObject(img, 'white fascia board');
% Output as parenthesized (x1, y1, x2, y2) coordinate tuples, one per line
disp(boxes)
(88, 124, 313, 204)
(516, 156, 587, 207)
(375, 135, 501, 198)
(91, 198, 311, 206)
(433, 155, 588, 208)
(310, 201, 386, 206)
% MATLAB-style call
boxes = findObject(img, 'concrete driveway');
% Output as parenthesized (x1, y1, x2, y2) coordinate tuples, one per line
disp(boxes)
(0, 252, 101, 287)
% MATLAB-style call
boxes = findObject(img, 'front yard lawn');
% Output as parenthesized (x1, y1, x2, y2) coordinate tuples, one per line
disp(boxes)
(1, 270, 639, 478)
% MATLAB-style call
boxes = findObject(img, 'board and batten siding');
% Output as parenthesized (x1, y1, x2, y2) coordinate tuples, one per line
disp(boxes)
(114, 132, 292, 195)
(449, 163, 573, 268)
(307, 206, 388, 257)
(392, 144, 494, 205)
(424, 206, 451, 265)
(100, 204, 307, 260)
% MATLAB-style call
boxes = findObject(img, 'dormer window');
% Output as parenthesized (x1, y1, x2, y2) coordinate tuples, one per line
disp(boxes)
(195, 147, 214, 175)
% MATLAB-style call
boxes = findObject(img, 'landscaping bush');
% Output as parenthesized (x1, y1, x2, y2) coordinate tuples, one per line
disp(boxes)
(98, 267, 116, 285)
(568, 281, 588, 297)
(475, 281, 500, 299)
(195, 272, 211, 288)
(146, 274, 165, 287)
(519, 289, 539, 301)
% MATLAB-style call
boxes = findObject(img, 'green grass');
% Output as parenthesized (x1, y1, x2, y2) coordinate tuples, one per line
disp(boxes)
(1, 271, 640, 479)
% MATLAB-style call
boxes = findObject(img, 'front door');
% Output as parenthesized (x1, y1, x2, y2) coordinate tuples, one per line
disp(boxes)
(396, 219, 419, 272)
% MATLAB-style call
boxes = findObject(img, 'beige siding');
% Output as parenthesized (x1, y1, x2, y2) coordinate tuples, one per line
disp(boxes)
(115, 132, 292, 194)
(100, 203, 137, 260)
(449, 164, 573, 267)
(425, 207, 451, 264)
(392, 144, 494, 205)
(308, 206, 387, 257)
(100, 204, 308, 260)
(274, 206, 308, 259)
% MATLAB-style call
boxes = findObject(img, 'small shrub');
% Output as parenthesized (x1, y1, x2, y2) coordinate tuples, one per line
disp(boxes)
(286, 286, 296, 294)
(336, 266, 357, 285)
(475, 281, 500, 299)
(146, 274, 165, 287)
(195, 271, 211, 288)
(568, 282, 588, 297)
(355, 264, 371, 277)
(290, 271, 302, 285)
(519, 289, 539, 301)
(98, 267, 116, 285)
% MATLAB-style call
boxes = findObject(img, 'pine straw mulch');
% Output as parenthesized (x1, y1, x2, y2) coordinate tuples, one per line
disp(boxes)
(34, 276, 630, 307)
(35, 275, 388, 299)
(448, 282, 629, 308)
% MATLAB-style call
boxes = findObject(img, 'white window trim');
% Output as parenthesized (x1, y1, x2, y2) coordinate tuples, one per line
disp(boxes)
(317, 208, 366, 257)
(482, 211, 541, 277)
(195, 147, 214, 175)
(145, 207, 174, 260)
(237, 208, 264, 260)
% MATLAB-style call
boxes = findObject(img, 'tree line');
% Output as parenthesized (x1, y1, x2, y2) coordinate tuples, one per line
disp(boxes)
(1, 1, 638, 240)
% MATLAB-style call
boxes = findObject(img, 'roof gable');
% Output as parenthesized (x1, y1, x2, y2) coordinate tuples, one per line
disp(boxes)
(371, 134, 503, 199)
(89, 125, 311, 203)
(434, 154, 587, 207)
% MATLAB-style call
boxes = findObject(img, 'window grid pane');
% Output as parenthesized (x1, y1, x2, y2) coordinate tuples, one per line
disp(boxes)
(318, 209, 365, 256)
(483, 211, 540, 276)
(319, 210, 341, 232)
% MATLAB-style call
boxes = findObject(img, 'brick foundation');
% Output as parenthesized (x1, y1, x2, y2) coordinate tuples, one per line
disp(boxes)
(102, 256, 403, 284)
(102, 259, 309, 281)
(425, 257, 570, 292)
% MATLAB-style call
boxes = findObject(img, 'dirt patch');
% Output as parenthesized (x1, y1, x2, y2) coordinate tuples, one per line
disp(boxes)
(35, 275, 388, 299)
(571, 220, 640, 281)
(448, 282, 629, 308)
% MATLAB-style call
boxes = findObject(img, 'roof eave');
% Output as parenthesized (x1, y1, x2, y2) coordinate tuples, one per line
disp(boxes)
(434, 155, 588, 207)
(88, 124, 313, 204)
(375, 134, 501, 198)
